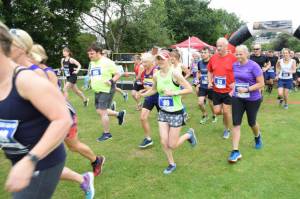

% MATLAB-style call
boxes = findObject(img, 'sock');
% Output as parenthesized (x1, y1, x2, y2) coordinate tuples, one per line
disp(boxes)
(146, 136, 151, 140)
(92, 157, 99, 165)
(233, 149, 239, 152)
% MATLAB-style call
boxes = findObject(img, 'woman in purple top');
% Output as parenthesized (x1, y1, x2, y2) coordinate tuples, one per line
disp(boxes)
(228, 45, 265, 163)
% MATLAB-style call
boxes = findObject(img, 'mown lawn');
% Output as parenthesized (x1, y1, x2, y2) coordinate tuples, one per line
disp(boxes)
(1, 82, 300, 199)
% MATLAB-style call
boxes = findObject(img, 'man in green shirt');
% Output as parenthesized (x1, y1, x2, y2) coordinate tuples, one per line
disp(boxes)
(87, 43, 126, 141)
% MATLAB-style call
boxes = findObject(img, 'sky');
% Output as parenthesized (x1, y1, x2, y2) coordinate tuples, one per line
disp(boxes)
(209, 0, 300, 25)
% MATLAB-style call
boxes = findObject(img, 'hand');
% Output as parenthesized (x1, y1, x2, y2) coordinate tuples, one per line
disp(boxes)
(208, 82, 213, 89)
(5, 156, 35, 192)
(237, 87, 248, 93)
(262, 67, 267, 72)
(73, 71, 79, 74)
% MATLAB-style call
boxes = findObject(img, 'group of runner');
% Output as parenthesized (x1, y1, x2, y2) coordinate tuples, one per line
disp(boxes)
(1, 17, 300, 198)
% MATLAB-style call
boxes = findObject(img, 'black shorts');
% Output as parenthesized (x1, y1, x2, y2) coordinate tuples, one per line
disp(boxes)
(67, 75, 77, 84)
(296, 72, 300, 79)
(133, 81, 144, 91)
(143, 94, 159, 111)
(293, 73, 297, 81)
(198, 87, 213, 100)
(212, 92, 232, 105)
(232, 97, 262, 126)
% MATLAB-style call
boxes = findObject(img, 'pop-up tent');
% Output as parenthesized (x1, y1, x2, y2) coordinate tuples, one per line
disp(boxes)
(170, 36, 215, 67)
(170, 36, 214, 50)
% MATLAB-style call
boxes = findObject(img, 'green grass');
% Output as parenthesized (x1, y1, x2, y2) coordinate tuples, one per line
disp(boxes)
(1, 82, 300, 199)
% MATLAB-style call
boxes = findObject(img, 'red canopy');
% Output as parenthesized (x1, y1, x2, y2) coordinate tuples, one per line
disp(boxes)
(170, 36, 214, 50)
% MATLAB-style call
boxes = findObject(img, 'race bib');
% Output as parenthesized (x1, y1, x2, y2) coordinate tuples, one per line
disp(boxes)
(90, 67, 102, 80)
(159, 96, 174, 108)
(268, 66, 275, 73)
(214, 76, 226, 89)
(63, 67, 70, 77)
(282, 72, 290, 78)
(201, 75, 208, 85)
(235, 83, 250, 98)
(0, 119, 28, 155)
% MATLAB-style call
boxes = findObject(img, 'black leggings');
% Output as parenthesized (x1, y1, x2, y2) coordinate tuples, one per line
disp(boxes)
(232, 97, 262, 127)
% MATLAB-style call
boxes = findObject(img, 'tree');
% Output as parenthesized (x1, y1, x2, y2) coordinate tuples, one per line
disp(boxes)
(164, 0, 243, 45)
(81, 0, 142, 52)
(0, 0, 93, 67)
(116, 0, 173, 52)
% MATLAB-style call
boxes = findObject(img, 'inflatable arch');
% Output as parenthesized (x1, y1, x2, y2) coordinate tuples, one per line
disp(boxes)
(228, 20, 300, 47)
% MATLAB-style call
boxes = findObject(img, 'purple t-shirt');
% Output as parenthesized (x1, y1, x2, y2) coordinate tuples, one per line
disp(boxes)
(233, 60, 263, 101)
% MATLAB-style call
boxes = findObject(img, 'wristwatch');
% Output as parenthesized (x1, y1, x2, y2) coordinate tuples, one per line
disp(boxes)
(26, 153, 40, 165)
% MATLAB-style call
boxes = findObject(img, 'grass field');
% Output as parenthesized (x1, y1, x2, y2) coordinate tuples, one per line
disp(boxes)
(1, 81, 300, 199)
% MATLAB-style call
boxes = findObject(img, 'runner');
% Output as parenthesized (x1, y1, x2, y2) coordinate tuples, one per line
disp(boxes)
(265, 50, 278, 94)
(137, 53, 159, 148)
(276, 48, 296, 109)
(207, 37, 237, 139)
(197, 47, 217, 124)
(87, 42, 126, 141)
(228, 45, 264, 163)
(61, 47, 89, 106)
(31, 44, 106, 170)
(250, 44, 270, 95)
(0, 22, 72, 198)
(139, 50, 197, 174)
(131, 54, 144, 110)
(290, 51, 300, 91)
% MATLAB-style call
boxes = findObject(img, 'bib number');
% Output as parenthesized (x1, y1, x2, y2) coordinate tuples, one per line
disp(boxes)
(201, 75, 208, 85)
(282, 72, 290, 78)
(0, 119, 28, 155)
(235, 83, 250, 98)
(63, 67, 70, 77)
(90, 67, 102, 80)
(214, 76, 226, 89)
(159, 96, 174, 108)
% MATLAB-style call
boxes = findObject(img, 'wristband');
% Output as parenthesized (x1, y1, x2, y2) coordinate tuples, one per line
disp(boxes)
(26, 152, 40, 165)
(109, 79, 114, 84)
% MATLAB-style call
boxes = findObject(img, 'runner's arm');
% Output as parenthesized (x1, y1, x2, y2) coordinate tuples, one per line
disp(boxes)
(70, 58, 81, 74)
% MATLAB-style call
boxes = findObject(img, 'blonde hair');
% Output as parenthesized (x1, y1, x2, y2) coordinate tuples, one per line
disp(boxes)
(30, 44, 48, 63)
(141, 52, 154, 62)
(0, 21, 12, 56)
(9, 29, 33, 53)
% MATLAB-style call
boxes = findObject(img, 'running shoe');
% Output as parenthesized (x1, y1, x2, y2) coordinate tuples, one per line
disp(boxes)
(254, 135, 263, 149)
(97, 133, 112, 142)
(163, 163, 176, 175)
(139, 138, 153, 149)
(80, 172, 95, 199)
(117, 110, 126, 125)
(212, 115, 218, 123)
(83, 98, 89, 107)
(187, 128, 197, 147)
(110, 101, 117, 111)
(91, 156, 106, 176)
(199, 115, 208, 124)
(228, 150, 242, 163)
(123, 92, 129, 102)
(223, 129, 230, 139)
(283, 104, 288, 109)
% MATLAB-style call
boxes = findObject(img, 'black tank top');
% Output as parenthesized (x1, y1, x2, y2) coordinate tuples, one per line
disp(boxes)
(62, 58, 77, 77)
(0, 68, 66, 170)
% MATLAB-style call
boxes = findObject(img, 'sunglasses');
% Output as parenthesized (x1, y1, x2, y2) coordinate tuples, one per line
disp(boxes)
(253, 48, 260, 50)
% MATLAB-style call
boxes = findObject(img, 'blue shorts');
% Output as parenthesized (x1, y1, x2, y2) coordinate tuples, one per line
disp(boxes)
(264, 72, 275, 80)
(278, 79, 293, 89)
